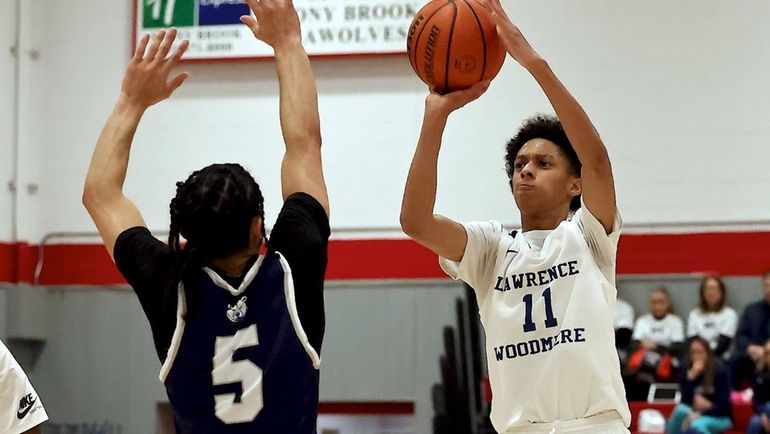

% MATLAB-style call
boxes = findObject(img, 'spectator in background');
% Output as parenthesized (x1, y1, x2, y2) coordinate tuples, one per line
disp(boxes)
(666, 337, 732, 434)
(615, 298, 635, 363)
(687, 275, 738, 360)
(633, 287, 685, 358)
(625, 287, 685, 400)
(731, 270, 770, 390)
(747, 339, 770, 434)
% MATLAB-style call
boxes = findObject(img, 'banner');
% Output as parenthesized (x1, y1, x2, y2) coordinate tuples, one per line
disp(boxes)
(134, 0, 421, 60)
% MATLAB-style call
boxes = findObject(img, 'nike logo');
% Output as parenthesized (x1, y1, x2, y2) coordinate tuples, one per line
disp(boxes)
(17, 395, 36, 420)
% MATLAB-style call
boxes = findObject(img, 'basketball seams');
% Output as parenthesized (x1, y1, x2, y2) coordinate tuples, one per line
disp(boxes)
(443, 0, 459, 93)
(464, 0, 488, 83)
(408, 0, 504, 91)
(409, 2, 452, 81)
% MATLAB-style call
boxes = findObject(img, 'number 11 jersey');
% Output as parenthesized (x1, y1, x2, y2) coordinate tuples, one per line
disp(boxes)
(161, 251, 321, 433)
(440, 202, 631, 433)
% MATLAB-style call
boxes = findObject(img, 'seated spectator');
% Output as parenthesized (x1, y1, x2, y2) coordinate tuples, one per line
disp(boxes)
(625, 287, 685, 400)
(687, 275, 738, 360)
(667, 337, 732, 434)
(615, 298, 635, 363)
(731, 270, 770, 390)
(747, 339, 770, 434)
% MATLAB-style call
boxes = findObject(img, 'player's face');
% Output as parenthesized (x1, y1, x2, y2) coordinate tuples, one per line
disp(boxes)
(689, 341, 708, 366)
(511, 139, 580, 216)
(702, 278, 723, 310)
(650, 292, 669, 319)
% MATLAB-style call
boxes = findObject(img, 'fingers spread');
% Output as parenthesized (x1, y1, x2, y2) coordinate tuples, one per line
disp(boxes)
(168, 72, 190, 94)
(244, 0, 262, 14)
(133, 34, 150, 62)
(145, 30, 166, 62)
(165, 38, 190, 67)
(155, 28, 178, 62)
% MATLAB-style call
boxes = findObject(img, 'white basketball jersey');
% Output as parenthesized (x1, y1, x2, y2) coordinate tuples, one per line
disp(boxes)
(687, 307, 738, 350)
(440, 204, 631, 433)
(631, 314, 684, 347)
(0, 339, 48, 433)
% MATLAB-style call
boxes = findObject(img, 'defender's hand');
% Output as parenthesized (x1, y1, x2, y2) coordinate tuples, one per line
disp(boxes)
(241, 0, 302, 50)
(121, 29, 189, 109)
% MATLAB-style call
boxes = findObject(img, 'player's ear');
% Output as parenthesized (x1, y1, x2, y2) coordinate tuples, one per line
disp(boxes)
(568, 177, 581, 198)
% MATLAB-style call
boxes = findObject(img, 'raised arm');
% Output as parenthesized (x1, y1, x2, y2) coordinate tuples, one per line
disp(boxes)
(484, 0, 616, 232)
(400, 84, 488, 262)
(82, 30, 189, 258)
(242, 0, 329, 216)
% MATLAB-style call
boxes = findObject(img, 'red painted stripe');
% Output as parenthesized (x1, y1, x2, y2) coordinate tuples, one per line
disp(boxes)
(318, 401, 414, 415)
(1, 231, 770, 285)
(616, 231, 770, 276)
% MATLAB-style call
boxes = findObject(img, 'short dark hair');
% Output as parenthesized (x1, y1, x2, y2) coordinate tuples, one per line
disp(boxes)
(504, 114, 582, 211)
(698, 275, 726, 312)
(166, 163, 266, 320)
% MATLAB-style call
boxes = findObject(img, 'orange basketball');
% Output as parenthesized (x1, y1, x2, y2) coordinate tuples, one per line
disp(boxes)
(407, 0, 506, 93)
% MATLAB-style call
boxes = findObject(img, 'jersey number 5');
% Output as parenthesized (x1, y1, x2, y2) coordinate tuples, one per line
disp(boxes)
(212, 325, 264, 424)
(523, 287, 558, 332)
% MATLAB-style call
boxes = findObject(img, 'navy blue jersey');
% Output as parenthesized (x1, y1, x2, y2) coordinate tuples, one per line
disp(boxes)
(161, 251, 320, 434)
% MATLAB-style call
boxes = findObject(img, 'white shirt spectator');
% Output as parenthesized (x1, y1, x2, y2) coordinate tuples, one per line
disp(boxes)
(632, 313, 685, 347)
(687, 307, 738, 350)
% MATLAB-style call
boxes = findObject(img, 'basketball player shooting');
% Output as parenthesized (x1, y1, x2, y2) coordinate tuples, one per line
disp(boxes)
(83, 0, 330, 432)
(400, 1, 631, 432)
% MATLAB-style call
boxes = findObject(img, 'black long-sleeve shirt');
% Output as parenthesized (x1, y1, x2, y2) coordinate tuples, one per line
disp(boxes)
(679, 362, 732, 419)
(735, 300, 770, 357)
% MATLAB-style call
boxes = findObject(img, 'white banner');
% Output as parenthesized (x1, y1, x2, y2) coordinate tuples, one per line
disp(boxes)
(134, 0, 422, 60)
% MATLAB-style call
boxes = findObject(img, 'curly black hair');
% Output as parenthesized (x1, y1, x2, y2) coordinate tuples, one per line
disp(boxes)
(504, 114, 582, 211)
(165, 163, 266, 321)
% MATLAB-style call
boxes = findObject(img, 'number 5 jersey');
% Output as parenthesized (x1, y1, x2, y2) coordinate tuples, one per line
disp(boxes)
(161, 251, 320, 433)
(439, 201, 631, 433)
(114, 193, 330, 434)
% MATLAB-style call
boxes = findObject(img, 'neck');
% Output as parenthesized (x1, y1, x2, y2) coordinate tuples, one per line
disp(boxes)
(521, 209, 570, 232)
(210, 253, 254, 277)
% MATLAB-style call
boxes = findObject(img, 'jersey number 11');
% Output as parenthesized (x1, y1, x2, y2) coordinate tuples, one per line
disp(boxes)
(522, 287, 558, 332)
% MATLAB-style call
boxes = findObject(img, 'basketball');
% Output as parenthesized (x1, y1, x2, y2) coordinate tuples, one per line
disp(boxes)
(407, 0, 507, 93)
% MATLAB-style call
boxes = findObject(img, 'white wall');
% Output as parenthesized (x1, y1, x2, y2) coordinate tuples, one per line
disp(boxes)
(9, 0, 770, 244)
(0, 0, 17, 241)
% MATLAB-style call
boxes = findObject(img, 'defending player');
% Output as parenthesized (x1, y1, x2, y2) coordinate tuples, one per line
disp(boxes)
(82, 0, 329, 432)
(0, 338, 48, 433)
(400, 1, 630, 432)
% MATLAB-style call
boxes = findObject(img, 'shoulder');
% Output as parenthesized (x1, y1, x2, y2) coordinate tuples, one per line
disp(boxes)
(281, 193, 329, 224)
(273, 193, 330, 238)
(744, 301, 765, 314)
(114, 226, 169, 256)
